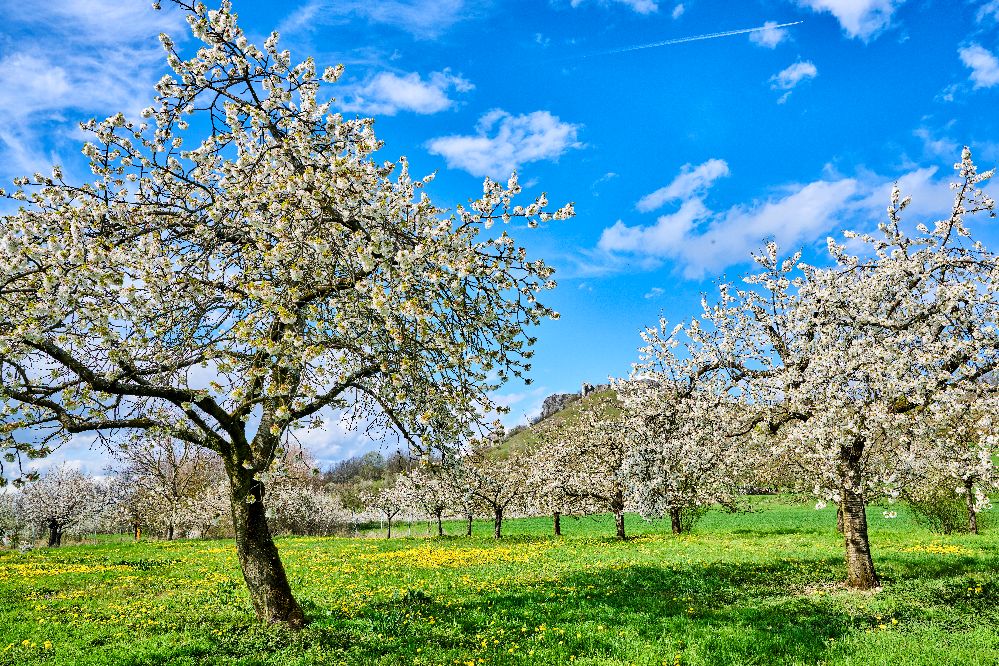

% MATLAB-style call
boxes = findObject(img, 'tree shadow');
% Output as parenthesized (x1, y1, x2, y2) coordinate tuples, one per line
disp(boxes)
(108, 539, 997, 665)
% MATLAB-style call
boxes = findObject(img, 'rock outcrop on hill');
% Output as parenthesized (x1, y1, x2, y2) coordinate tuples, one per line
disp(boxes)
(536, 393, 579, 423)
(532, 382, 611, 424)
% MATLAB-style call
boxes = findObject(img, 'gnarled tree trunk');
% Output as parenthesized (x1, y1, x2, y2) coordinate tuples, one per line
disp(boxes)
(227, 466, 304, 628)
(670, 508, 682, 534)
(466, 512, 473, 536)
(553, 511, 561, 536)
(493, 506, 503, 539)
(839, 441, 878, 589)
(436, 510, 444, 537)
(965, 479, 978, 535)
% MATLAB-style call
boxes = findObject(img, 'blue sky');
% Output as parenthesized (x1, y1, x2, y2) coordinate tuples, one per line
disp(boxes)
(2, 0, 999, 471)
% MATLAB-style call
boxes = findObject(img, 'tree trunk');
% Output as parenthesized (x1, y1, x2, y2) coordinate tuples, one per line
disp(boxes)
(612, 486, 626, 539)
(466, 513, 473, 536)
(386, 517, 392, 539)
(839, 442, 879, 589)
(167, 522, 175, 541)
(965, 480, 978, 535)
(436, 511, 444, 537)
(493, 507, 503, 539)
(134, 523, 141, 541)
(553, 511, 562, 536)
(614, 510, 625, 539)
(227, 468, 304, 628)
(836, 501, 844, 534)
(670, 508, 682, 534)
(47, 520, 62, 547)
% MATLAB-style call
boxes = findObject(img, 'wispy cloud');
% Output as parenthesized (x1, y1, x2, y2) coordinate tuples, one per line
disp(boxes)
(913, 127, 958, 159)
(959, 44, 999, 89)
(979, 0, 999, 24)
(279, 0, 474, 40)
(570, 0, 659, 14)
(636, 159, 729, 212)
(671, 3, 685, 19)
(770, 60, 818, 102)
(0, 0, 184, 180)
(593, 159, 958, 279)
(338, 69, 473, 115)
(794, 0, 904, 40)
(426, 109, 582, 177)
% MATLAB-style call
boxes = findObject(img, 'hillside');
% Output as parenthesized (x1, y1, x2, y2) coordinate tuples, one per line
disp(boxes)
(496, 387, 621, 457)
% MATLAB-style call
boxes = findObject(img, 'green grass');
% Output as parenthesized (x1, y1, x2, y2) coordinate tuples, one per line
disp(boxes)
(2, 498, 998, 665)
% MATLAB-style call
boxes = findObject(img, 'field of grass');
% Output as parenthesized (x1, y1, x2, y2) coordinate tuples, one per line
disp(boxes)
(2, 497, 998, 665)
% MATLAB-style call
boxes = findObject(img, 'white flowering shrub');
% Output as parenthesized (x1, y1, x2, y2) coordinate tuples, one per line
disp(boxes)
(363, 478, 410, 539)
(18, 466, 104, 547)
(615, 333, 746, 534)
(0, 491, 26, 547)
(266, 481, 350, 536)
(532, 392, 634, 538)
(111, 436, 221, 539)
(463, 440, 536, 539)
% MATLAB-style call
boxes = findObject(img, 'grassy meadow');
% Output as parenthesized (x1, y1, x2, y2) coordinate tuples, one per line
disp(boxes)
(2, 497, 998, 666)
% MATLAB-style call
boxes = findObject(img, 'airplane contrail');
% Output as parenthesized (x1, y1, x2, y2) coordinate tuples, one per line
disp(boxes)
(579, 21, 804, 58)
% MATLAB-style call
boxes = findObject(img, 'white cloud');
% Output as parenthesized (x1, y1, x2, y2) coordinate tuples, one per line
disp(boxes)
(913, 127, 958, 159)
(749, 20, 791, 48)
(0, 55, 73, 118)
(672, 3, 685, 19)
(771, 61, 819, 90)
(795, 0, 905, 40)
(338, 70, 473, 116)
(594, 159, 961, 279)
(1, 0, 185, 45)
(0, 0, 184, 179)
(636, 159, 730, 212)
(600, 178, 862, 277)
(426, 109, 582, 177)
(25, 433, 110, 477)
(770, 60, 818, 102)
(570, 0, 659, 14)
(287, 414, 382, 468)
(644, 287, 666, 299)
(280, 0, 472, 39)
(978, 0, 999, 24)
(959, 44, 999, 89)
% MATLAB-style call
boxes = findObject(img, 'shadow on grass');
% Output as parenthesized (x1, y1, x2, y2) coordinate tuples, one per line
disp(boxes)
(107, 544, 997, 666)
(729, 526, 827, 536)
